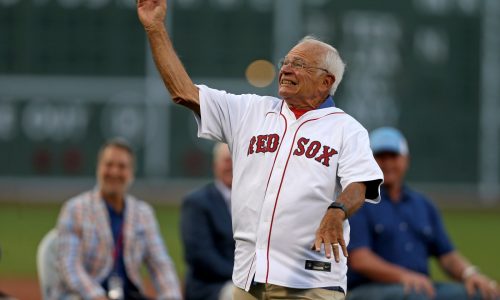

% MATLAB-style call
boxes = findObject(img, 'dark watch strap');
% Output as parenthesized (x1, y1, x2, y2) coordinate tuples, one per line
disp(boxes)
(328, 202, 348, 218)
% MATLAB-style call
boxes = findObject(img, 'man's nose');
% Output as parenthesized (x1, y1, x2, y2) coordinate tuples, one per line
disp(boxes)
(281, 62, 294, 72)
(280, 66, 293, 76)
(108, 165, 121, 175)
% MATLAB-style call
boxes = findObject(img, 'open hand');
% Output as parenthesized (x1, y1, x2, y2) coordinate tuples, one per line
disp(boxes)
(400, 271, 436, 299)
(465, 273, 500, 300)
(311, 209, 347, 262)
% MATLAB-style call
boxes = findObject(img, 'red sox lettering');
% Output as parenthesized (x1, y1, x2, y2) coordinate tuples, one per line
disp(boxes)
(247, 135, 338, 167)
(247, 134, 280, 155)
(293, 137, 338, 167)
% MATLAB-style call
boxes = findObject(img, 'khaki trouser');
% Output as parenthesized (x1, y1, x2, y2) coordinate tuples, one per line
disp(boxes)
(219, 281, 236, 300)
(233, 283, 345, 300)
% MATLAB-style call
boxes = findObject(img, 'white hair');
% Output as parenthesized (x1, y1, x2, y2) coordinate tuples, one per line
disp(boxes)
(298, 35, 346, 96)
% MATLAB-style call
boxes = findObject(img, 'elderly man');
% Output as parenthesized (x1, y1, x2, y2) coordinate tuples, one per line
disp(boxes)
(137, 1, 383, 299)
(347, 127, 500, 300)
(180, 143, 235, 300)
(56, 139, 182, 300)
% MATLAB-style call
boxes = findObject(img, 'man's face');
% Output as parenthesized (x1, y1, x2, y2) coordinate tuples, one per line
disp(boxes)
(97, 146, 134, 199)
(214, 145, 233, 189)
(374, 152, 409, 187)
(278, 42, 334, 108)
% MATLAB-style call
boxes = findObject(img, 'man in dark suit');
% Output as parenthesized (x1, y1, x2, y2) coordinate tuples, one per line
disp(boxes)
(181, 143, 234, 300)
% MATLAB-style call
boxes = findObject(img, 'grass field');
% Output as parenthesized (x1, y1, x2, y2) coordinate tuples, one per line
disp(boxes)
(0, 203, 499, 282)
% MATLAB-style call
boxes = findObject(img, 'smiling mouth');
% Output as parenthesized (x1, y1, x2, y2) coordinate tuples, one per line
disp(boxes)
(104, 178, 124, 184)
(280, 79, 296, 86)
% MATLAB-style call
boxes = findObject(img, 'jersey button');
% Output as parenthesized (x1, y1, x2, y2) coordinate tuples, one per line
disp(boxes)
(399, 222, 407, 231)
(405, 242, 413, 252)
(374, 224, 384, 233)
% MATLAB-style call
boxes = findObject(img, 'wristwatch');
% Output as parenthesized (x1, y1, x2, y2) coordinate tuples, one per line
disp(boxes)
(328, 202, 348, 218)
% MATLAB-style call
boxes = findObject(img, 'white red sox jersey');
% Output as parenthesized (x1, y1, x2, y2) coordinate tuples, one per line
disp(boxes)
(194, 85, 383, 293)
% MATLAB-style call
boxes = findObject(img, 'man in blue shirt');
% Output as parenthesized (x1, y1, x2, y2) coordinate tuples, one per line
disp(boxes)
(347, 127, 499, 300)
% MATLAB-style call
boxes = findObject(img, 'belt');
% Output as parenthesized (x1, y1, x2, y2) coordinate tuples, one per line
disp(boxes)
(252, 281, 345, 295)
(324, 286, 345, 294)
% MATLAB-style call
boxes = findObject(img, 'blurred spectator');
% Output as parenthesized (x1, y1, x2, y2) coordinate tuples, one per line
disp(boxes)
(180, 143, 234, 300)
(0, 291, 17, 300)
(53, 138, 182, 300)
(347, 127, 500, 300)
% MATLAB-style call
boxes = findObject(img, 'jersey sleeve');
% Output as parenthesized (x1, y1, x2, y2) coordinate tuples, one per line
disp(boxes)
(426, 199, 455, 257)
(194, 84, 253, 145)
(337, 123, 384, 203)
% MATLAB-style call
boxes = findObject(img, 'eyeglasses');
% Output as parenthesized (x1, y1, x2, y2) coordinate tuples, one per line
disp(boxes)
(278, 58, 331, 75)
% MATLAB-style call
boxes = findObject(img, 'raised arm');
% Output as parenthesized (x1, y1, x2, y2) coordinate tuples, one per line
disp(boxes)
(137, 0, 200, 114)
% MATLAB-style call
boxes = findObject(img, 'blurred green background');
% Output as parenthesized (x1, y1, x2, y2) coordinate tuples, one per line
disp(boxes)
(1, 0, 499, 189)
(1, 202, 499, 282)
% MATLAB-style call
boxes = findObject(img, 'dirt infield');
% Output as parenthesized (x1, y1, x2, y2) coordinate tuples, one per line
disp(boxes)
(0, 277, 158, 300)
(0, 277, 40, 300)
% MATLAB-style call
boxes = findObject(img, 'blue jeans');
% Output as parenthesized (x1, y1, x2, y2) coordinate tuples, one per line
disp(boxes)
(347, 282, 482, 300)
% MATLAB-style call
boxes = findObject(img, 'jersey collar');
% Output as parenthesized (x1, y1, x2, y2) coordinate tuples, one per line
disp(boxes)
(318, 96, 335, 109)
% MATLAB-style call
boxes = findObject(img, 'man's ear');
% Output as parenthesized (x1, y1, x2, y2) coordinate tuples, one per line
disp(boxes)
(403, 154, 410, 171)
(323, 74, 335, 91)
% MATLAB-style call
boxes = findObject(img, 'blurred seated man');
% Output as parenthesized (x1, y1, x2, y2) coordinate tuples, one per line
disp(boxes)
(55, 138, 182, 300)
(180, 143, 235, 300)
(347, 127, 500, 300)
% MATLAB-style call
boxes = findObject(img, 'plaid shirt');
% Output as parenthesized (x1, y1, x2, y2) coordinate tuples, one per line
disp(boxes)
(56, 189, 182, 300)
